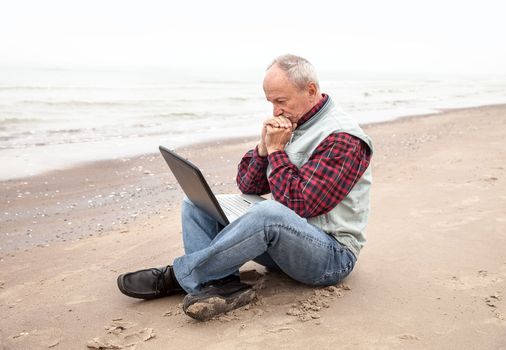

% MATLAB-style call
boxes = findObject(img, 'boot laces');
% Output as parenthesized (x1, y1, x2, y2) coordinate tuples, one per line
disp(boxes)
(151, 266, 169, 295)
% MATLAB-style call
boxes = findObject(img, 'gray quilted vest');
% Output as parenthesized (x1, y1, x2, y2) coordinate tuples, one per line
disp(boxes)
(267, 97, 373, 257)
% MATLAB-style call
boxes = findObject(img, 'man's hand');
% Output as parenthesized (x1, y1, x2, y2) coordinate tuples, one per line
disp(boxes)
(264, 116, 296, 154)
(258, 116, 294, 156)
(257, 123, 269, 157)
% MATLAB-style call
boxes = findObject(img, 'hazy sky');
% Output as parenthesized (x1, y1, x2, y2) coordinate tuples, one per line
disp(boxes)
(1, 0, 505, 75)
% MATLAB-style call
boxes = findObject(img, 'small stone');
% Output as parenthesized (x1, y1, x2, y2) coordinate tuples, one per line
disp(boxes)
(287, 308, 302, 316)
(398, 334, 420, 341)
(299, 314, 312, 322)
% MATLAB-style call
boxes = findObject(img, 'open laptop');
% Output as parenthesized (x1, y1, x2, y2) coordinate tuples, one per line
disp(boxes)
(159, 145, 265, 226)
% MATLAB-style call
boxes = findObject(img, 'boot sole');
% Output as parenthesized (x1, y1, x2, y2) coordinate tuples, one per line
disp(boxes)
(183, 288, 256, 321)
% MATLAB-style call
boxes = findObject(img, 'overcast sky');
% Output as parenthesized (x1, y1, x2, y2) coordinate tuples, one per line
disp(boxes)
(1, 0, 505, 76)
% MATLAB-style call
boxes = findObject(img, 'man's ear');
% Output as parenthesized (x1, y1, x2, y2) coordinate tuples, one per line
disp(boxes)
(307, 82, 318, 98)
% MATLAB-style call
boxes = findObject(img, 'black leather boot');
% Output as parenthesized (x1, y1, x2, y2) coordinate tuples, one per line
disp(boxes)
(117, 265, 185, 299)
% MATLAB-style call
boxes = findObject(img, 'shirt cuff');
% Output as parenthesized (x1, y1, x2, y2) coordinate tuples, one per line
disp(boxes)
(267, 150, 291, 168)
(253, 146, 269, 164)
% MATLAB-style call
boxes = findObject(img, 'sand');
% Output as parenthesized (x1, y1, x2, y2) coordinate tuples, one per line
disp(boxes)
(1, 104, 505, 349)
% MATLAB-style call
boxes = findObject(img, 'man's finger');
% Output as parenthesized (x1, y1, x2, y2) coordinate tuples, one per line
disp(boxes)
(264, 120, 280, 128)
(264, 116, 293, 129)
(278, 116, 294, 129)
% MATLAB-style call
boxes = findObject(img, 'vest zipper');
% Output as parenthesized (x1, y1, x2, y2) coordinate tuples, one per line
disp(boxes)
(288, 132, 295, 145)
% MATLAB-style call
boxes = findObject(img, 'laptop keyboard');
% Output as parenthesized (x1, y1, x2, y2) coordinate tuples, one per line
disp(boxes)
(217, 195, 252, 218)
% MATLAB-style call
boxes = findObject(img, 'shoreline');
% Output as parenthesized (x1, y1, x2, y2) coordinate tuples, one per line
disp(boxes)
(3, 102, 506, 184)
(0, 135, 259, 185)
(1, 103, 505, 349)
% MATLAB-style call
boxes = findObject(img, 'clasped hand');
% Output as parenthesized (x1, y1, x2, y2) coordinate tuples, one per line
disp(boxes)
(258, 116, 296, 156)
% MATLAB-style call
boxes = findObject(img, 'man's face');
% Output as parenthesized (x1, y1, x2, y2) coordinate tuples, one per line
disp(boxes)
(263, 65, 318, 125)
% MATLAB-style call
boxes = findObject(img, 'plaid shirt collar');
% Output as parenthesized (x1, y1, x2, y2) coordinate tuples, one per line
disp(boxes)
(295, 93, 328, 128)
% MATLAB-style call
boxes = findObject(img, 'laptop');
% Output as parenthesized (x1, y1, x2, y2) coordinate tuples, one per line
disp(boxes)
(159, 145, 265, 226)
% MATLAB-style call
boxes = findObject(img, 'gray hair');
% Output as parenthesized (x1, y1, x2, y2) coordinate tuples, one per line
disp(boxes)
(268, 54, 319, 90)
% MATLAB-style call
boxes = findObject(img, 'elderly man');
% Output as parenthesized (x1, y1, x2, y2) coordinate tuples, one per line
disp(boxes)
(117, 54, 373, 321)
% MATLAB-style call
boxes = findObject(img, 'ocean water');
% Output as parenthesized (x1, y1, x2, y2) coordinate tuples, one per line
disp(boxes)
(1, 66, 505, 180)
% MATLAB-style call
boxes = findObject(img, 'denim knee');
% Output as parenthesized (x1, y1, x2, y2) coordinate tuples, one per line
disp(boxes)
(181, 196, 195, 217)
(248, 200, 293, 223)
(182, 195, 193, 207)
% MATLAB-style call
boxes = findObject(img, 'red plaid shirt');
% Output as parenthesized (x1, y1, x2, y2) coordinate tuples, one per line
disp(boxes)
(236, 95, 372, 218)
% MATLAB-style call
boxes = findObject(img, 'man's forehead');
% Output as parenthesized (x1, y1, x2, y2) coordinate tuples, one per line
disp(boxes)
(264, 65, 288, 83)
(263, 80, 291, 99)
(263, 67, 296, 93)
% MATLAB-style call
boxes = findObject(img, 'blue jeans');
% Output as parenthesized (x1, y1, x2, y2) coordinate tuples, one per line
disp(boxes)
(172, 198, 356, 294)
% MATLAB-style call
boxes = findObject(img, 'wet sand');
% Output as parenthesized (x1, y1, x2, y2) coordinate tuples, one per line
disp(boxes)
(1, 105, 505, 349)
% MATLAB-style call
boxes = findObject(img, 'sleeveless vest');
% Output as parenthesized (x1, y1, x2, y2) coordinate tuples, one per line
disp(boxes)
(267, 97, 373, 257)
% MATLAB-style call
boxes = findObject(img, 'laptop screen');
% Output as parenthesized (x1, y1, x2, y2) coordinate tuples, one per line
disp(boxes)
(159, 146, 230, 226)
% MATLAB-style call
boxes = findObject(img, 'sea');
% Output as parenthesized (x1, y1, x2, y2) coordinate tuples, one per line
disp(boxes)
(1, 66, 505, 181)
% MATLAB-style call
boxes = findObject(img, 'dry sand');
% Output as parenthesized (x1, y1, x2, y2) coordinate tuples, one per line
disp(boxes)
(1, 104, 505, 349)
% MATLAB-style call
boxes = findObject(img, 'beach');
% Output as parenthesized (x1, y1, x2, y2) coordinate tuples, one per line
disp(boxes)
(1, 104, 505, 349)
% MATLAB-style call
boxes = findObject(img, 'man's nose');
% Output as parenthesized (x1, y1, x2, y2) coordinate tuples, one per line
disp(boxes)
(273, 106, 283, 116)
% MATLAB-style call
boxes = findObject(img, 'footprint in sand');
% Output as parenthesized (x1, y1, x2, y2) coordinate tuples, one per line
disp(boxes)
(431, 216, 479, 231)
(7, 327, 62, 349)
(65, 294, 99, 306)
(483, 292, 505, 322)
(460, 196, 480, 206)
(442, 270, 504, 291)
(86, 319, 155, 349)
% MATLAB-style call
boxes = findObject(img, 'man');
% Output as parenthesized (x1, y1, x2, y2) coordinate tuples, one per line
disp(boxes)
(117, 54, 373, 321)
